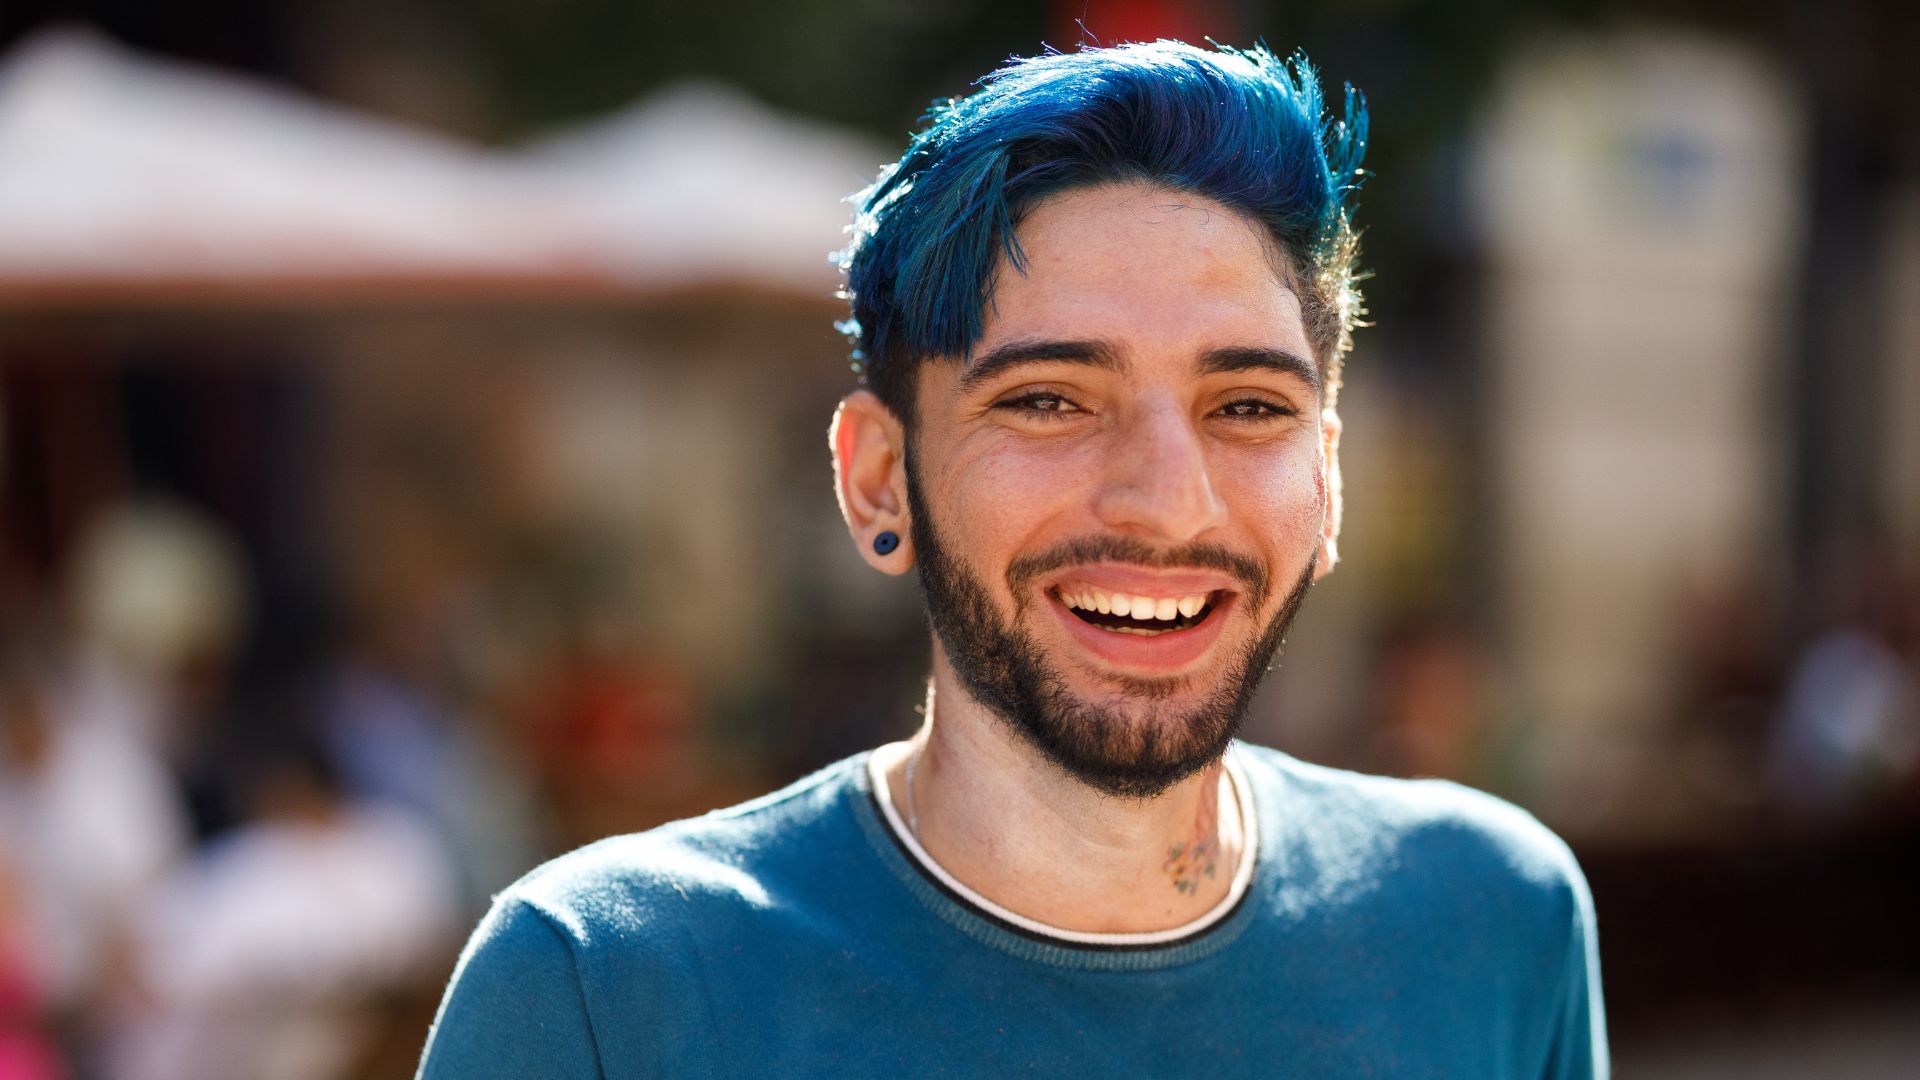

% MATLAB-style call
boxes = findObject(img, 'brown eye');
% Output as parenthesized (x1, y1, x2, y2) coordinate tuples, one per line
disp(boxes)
(1220, 398, 1291, 418)
(995, 391, 1080, 416)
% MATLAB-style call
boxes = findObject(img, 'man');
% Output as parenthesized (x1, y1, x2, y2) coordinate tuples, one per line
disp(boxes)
(417, 41, 1606, 1078)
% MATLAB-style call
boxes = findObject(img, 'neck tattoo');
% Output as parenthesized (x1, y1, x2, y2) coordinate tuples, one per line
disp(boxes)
(1162, 767, 1225, 895)
(903, 685, 1231, 895)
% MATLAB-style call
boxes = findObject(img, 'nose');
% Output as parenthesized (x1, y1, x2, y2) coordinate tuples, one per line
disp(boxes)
(1090, 398, 1228, 543)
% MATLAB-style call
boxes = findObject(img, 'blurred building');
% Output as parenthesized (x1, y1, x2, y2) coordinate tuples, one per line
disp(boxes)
(0, 31, 911, 842)
(1474, 31, 1804, 839)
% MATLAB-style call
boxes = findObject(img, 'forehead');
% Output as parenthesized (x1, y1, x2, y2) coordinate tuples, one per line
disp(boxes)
(976, 182, 1312, 362)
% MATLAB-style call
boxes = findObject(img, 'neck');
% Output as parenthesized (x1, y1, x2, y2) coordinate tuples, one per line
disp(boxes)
(881, 659, 1246, 935)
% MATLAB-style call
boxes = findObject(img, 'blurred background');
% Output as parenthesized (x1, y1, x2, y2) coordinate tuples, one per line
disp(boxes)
(0, 0, 1915, 1077)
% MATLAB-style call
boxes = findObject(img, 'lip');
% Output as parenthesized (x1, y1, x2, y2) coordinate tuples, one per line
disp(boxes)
(1039, 567, 1241, 675)
(1038, 563, 1240, 597)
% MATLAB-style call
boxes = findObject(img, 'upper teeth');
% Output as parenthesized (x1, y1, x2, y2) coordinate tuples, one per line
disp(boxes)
(1058, 585, 1212, 621)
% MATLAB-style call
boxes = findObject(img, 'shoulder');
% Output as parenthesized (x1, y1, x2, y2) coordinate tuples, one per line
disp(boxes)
(1235, 744, 1590, 928)
(1234, 749, 1607, 1072)
(422, 763, 870, 1079)
(497, 753, 868, 948)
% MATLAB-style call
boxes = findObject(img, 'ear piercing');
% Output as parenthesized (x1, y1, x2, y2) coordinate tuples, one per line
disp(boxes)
(873, 530, 900, 555)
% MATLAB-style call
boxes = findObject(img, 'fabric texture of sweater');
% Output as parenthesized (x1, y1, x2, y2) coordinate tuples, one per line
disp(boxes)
(416, 744, 1607, 1078)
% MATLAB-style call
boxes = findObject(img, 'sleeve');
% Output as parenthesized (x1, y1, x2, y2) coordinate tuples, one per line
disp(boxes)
(415, 897, 605, 1080)
(1540, 865, 1609, 1080)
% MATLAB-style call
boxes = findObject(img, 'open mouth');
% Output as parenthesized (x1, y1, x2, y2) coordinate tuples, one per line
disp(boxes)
(1052, 585, 1223, 638)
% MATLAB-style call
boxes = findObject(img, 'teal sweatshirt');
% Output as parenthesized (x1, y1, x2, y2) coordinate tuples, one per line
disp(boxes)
(417, 745, 1606, 1078)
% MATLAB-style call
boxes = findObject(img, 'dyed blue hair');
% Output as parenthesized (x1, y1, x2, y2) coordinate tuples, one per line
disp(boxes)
(839, 40, 1368, 421)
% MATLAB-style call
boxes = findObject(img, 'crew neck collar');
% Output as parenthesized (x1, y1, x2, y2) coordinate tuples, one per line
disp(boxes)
(854, 743, 1262, 968)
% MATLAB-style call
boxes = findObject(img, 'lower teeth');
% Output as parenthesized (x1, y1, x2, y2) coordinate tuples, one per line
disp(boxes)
(1101, 624, 1171, 637)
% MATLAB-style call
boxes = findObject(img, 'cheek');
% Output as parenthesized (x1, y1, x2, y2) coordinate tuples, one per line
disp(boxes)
(1220, 450, 1326, 550)
(935, 440, 1091, 551)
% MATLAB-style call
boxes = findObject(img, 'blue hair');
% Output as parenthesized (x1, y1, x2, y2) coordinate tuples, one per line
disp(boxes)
(839, 40, 1368, 420)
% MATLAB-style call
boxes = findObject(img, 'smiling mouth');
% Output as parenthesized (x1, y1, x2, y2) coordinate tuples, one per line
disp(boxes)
(1051, 585, 1223, 637)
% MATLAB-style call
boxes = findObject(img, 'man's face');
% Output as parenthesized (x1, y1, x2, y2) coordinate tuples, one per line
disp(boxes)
(904, 181, 1340, 798)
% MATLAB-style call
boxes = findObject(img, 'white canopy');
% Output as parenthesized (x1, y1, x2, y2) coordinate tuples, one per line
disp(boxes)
(0, 28, 884, 303)
(525, 81, 886, 293)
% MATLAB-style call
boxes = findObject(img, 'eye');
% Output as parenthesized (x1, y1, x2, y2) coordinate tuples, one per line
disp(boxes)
(993, 391, 1083, 418)
(1217, 398, 1295, 420)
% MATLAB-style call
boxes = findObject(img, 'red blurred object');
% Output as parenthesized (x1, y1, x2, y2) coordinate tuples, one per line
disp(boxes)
(0, 939, 64, 1080)
(1049, 0, 1236, 48)
(535, 660, 696, 787)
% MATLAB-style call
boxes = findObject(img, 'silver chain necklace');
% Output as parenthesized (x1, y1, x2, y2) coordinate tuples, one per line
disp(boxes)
(904, 682, 935, 837)
(904, 742, 923, 837)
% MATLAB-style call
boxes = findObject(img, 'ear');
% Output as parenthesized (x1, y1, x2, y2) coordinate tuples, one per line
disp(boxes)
(830, 390, 915, 575)
(1314, 407, 1343, 580)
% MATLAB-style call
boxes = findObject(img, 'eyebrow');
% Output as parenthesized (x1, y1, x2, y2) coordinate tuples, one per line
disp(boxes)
(960, 337, 1322, 398)
(958, 338, 1122, 393)
(1195, 346, 1323, 397)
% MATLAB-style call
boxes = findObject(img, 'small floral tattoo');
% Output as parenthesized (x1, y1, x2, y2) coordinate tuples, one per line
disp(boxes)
(1163, 768, 1223, 895)
(1162, 837, 1220, 895)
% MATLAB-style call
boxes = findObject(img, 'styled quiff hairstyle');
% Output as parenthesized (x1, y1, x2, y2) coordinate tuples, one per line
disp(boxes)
(839, 40, 1368, 424)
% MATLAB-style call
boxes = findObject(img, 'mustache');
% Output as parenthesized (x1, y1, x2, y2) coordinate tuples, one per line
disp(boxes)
(1005, 535, 1270, 611)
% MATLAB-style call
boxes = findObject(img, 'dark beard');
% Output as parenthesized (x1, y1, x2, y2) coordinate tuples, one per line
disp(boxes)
(906, 456, 1317, 799)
